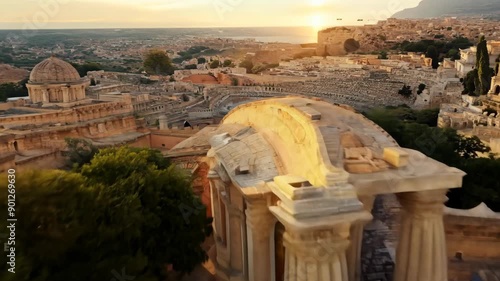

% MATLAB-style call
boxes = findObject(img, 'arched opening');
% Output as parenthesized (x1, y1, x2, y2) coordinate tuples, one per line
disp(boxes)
(13, 141, 18, 152)
(274, 221, 285, 281)
(495, 85, 500, 95)
(344, 38, 360, 53)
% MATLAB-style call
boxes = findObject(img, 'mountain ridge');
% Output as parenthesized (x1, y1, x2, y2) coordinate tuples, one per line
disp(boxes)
(392, 0, 500, 18)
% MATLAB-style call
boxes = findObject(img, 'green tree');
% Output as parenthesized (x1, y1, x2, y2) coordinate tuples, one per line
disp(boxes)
(0, 80, 28, 102)
(476, 36, 492, 95)
(0, 147, 212, 281)
(222, 59, 232, 67)
(231, 77, 239, 86)
(365, 106, 498, 211)
(398, 85, 412, 97)
(64, 138, 98, 170)
(455, 135, 491, 160)
(378, 50, 388, 60)
(446, 48, 460, 61)
(462, 69, 478, 95)
(144, 49, 175, 75)
(71, 62, 102, 77)
(81, 147, 212, 275)
(209, 60, 220, 69)
(239, 59, 254, 73)
(426, 45, 440, 69)
(417, 83, 426, 95)
(449, 157, 500, 210)
(197, 57, 206, 64)
(184, 64, 197, 70)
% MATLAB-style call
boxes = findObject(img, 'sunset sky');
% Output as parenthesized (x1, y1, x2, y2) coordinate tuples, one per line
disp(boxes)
(0, 0, 421, 29)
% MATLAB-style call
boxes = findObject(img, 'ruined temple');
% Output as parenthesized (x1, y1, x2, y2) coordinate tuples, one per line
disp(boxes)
(171, 97, 465, 281)
(26, 56, 90, 106)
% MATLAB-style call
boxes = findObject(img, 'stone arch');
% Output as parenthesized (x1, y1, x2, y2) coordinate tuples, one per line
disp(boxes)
(344, 38, 360, 53)
(222, 99, 349, 186)
(495, 85, 500, 95)
(13, 141, 18, 152)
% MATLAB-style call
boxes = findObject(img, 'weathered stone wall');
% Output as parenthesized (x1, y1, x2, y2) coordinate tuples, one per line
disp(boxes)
(14, 117, 135, 151)
(445, 214, 500, 281)
(127, 133, 152, 148)
(14, 151, 65, 172)
(472, 126, 500, 140)
(317, 27, 359, 56)
(445, 215, 500, 259)
(0, 101, 133, 128)
(150, 128, 200, 150)
(188, 110, 214, 119)
(87, 84, 138, 96)
(316, 26, 379, 56)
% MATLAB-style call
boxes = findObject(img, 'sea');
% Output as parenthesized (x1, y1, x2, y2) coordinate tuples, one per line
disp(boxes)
(204, 26, 318, 44)
(0, 26, 319, 45)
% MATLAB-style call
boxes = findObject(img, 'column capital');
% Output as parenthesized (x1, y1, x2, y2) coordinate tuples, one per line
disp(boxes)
(282, 228, 351, 281)
(397, 189, 448, 218)
(245, 197, 275, 232)
(283, 230, 350, 260)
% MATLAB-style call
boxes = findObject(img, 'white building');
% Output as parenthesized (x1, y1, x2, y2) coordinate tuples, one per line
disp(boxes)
(455, 41, 500, 78)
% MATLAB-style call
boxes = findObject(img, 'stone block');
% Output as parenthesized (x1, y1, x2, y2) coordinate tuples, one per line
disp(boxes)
(383, 147, 409, 168)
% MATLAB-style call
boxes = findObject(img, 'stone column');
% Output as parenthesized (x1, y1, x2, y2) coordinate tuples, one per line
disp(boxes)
(245, 197, 275, 281)
(62, 87, 69, 103)
(283, 229, 351, 281)
(228, 204, 244, 275)
(42, 89, 49, 103)
(346, 195, 375, 281)
(394, 190, 448, 281)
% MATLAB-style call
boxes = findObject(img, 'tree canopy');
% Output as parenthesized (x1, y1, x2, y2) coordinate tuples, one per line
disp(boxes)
(71, 62, 102, 77)
(143, 50, 175, 75)
(365, 106, 498, 211)
(64, 138, 99, 170)
(209, 60, 220, 69)
(462, 69, 478, 95)
(398, 85, 413, 97)
(239, 59, 254, 73)
(0, 79, 29, 102)
(0, 146, 211, 281)
(462, 37, 495, 96)
(378, 50, 388, 60)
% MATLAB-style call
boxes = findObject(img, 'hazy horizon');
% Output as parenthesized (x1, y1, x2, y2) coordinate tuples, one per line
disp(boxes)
(1, 0, 422, 30)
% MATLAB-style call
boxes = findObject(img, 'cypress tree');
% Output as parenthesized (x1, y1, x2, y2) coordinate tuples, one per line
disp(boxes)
(476, 36, 491, 95)
(426, 45, 439, 69)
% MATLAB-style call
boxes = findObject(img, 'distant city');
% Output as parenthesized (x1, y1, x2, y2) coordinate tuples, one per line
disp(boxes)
(1, 6, 500, 281)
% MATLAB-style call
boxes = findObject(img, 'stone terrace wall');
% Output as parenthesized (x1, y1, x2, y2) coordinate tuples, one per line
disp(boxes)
(444, 215, 500, 259)
(87, 84, 138, 96)
(0, 101, 133, 127)
(279, 76, 409, 110)
(11, 116, 138, 152)
(445, 214, 500, 281)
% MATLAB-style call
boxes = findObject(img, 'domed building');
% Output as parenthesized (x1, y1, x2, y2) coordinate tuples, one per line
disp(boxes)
(27, 56, 89, 105)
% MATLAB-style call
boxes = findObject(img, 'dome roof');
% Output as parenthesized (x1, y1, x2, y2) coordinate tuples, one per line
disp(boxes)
(29, 56, 81, 83)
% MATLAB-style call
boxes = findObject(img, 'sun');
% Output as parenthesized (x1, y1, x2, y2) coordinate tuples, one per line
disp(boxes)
(311, 14, 324, 31)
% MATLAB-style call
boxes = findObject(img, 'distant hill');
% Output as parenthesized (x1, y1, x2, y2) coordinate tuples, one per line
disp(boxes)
(393, 0, 500, 18)
(0, 64, 29, 84)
